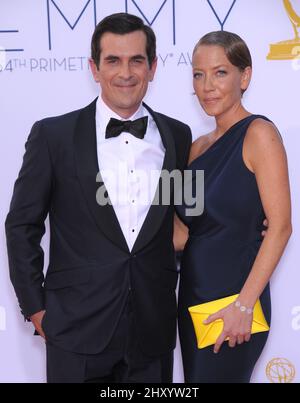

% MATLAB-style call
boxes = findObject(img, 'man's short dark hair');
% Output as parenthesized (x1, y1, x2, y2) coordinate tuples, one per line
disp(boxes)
(91, 13, 157, 68)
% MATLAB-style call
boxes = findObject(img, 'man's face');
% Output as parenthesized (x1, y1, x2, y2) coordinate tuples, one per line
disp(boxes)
(90, 30, 157, 118)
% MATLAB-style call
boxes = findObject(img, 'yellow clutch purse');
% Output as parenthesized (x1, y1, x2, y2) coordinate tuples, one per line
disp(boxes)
(188, 294, 270, 349)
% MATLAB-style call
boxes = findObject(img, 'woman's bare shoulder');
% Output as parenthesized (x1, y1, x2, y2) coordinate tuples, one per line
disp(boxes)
(243, 118, 286, 171)
(245, 118, 282, 144)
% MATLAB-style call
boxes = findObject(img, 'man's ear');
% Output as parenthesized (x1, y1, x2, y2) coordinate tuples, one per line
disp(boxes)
(89, 58, 100, 83)
(149, 57, 158, 82)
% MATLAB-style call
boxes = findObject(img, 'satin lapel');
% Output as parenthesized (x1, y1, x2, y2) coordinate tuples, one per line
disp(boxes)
(74, 98, 129, 253)
(131, 104, 177, 254)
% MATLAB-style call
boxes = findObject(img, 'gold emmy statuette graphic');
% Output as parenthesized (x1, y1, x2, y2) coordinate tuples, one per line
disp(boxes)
(267, 0, 300, 60)
(266, 358, 296, 383)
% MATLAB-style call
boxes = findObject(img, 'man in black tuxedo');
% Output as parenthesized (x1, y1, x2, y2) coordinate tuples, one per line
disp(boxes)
(5, 13, 192, 383)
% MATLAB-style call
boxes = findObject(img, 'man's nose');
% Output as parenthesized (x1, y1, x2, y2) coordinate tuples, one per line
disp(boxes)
(119, 63, 132, 80)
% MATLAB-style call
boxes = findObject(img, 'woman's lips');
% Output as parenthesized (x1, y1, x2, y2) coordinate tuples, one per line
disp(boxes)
(203, 98, 220, 104)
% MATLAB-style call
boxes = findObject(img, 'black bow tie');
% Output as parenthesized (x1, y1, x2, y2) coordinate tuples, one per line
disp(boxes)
(105, 116, 148, 140)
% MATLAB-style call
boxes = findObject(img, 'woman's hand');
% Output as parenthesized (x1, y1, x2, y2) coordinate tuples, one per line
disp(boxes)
(203, 303, 253, 354)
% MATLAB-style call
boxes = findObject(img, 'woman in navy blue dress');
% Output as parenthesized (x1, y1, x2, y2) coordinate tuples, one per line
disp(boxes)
(174, 31, 292, 383)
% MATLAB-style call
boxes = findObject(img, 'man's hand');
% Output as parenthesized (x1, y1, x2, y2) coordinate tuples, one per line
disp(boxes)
(262, 219, 268, 237)
(30, 310, 46, 339)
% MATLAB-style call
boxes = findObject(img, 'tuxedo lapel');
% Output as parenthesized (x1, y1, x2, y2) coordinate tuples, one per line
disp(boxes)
(131, 104, 176, 254)
(74, 98, 129, 253)
(74, 99, 176, 255)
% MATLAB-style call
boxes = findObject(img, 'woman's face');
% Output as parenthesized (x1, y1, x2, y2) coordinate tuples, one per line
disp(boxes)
(192, 45, 251, 117)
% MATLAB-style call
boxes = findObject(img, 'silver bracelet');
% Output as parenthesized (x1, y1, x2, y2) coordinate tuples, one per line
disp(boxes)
(234, 300, 253, 315)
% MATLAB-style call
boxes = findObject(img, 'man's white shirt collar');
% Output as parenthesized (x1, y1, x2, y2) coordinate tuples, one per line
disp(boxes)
(96, 95, 146, 140)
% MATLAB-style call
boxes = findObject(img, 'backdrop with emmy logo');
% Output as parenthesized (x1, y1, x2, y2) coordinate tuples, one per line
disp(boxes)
(0, 0, 299, 383)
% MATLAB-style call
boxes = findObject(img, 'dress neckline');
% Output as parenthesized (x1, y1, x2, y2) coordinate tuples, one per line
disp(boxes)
(188, 114, 255, 168)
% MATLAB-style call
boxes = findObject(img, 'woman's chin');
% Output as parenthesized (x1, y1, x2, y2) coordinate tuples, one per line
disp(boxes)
(202, 108, 219, 117)
(200, 103, 221, 117)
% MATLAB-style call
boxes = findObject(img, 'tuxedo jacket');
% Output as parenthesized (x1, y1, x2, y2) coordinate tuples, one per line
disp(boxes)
(5, 98, 192, 356)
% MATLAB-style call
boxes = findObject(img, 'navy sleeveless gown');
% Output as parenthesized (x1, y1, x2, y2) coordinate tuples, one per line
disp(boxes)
(177, 115, 272, 383)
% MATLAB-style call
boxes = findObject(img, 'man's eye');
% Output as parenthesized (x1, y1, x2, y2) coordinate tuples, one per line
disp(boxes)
(217, 70, 227, 76)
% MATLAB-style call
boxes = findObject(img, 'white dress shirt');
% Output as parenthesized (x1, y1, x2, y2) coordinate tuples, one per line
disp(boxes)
(96, 96, 165, 251)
